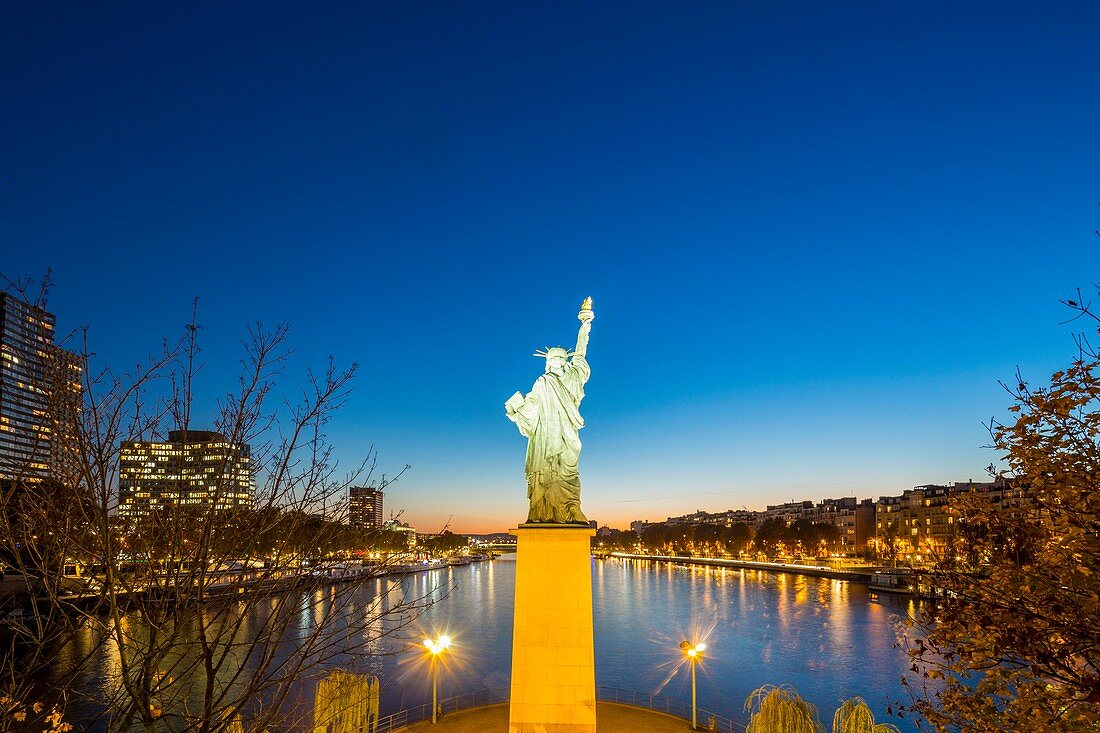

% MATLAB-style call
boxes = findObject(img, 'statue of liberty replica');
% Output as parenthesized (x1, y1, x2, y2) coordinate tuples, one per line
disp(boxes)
(505, 297, 594, 524)
(505, 298, 599, 733)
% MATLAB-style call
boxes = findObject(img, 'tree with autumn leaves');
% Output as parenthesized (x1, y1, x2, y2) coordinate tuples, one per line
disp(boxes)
(902, 289, 1100, 731)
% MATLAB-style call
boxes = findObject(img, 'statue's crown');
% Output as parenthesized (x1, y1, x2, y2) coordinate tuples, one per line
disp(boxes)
(533, 346, 571, 359)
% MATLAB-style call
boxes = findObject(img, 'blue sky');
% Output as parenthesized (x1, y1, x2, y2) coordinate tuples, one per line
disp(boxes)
(2, 2, 1098, 531)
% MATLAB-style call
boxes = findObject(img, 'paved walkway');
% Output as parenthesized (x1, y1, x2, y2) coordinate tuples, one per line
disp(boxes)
(400, 702, 696, 732)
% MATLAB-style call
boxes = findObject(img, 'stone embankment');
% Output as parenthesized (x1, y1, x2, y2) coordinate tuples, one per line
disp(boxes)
(607, 552, 876, 583)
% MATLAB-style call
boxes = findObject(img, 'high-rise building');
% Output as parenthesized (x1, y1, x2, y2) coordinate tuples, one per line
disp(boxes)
(118, 430, 253, 517)
(0, 293, 82, 483)
(46, 347, 83, 486)
(348, 486, 384, 529)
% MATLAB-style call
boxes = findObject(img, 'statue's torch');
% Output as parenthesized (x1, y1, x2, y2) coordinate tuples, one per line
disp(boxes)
(578, 296, 594, 324)
(575, 297, 594, 357)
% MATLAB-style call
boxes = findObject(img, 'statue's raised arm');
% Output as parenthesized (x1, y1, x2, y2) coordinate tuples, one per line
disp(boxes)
(574, 296, 594, 359)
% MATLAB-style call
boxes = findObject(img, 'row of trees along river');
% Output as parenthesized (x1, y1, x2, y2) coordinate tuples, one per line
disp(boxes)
(594, 520, 846, 560)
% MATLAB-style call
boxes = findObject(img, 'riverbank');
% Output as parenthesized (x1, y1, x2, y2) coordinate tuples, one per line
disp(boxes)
(608, 552, 876, 582)
(0, 553, 493, 621)
(606, 552, 933, 597)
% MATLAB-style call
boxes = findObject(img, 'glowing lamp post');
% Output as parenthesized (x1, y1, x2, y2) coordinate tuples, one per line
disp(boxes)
(679, 640, 706, 730)
(423, 635, 451, 723)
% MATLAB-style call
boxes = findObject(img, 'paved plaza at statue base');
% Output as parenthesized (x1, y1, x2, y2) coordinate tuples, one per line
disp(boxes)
(401, 702, 693, 732)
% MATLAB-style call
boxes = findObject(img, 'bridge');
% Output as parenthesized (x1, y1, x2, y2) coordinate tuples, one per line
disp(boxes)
(470, 539, 517, 553)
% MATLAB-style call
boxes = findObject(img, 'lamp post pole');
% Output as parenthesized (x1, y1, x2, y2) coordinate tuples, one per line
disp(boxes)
(691, 653, 697, 729)
(432, 657, 439, 723)
(680, 640, 706, 730)
(423, 635, 451, 724)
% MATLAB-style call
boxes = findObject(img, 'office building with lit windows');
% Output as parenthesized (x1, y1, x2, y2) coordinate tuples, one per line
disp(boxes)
(349, 486, 384, 529)
(873, 478, 1020, 562)
(118, 430, 254, 517)
(0, 292, 82, 483)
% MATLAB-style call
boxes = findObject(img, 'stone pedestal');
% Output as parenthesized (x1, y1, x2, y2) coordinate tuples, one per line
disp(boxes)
(508, 525, 597, 733)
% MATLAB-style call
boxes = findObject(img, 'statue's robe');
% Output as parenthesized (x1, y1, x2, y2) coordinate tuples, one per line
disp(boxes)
(507, 355, 590, 523)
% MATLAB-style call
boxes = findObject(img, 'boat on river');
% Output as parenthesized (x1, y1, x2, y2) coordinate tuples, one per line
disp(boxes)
(384, 558, 447, 575)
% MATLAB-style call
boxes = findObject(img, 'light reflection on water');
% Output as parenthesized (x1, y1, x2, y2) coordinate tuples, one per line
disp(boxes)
(54, 556, 918, 731)
(590, 558, 918, 732)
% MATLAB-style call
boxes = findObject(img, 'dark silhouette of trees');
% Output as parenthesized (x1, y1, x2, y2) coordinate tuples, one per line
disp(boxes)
(633, 522, 754, 556)
(754, 518, 787, 556)
(786, 519, 841, 557)
(0, 283, 431, 733)
(418, 530, 469, 556)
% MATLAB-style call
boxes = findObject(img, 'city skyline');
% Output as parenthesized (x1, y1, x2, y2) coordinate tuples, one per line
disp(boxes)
(3, 3, 1099, 532)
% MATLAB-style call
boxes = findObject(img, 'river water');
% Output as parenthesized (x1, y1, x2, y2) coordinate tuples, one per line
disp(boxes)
(58, 555, 922, 731)
(403, 556, 920, 730)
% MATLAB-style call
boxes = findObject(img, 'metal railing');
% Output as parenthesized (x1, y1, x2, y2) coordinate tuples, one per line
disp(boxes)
(372, 688, 508, 732)
(370, 686, 745, 732)
(597, 686, 746, 732)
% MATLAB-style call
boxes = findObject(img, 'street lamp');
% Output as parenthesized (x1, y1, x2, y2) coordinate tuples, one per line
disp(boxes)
(679, 640, 706, 730)
(423, 635, 451, 723)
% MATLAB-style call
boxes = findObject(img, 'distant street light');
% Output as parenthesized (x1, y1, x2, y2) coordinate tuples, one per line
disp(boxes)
(424, 635, 451, 723)
(680, 640, 706, 730)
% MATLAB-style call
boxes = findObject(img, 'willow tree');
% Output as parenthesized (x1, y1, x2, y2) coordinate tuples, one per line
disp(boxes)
(902, 288, 1100, 732)
(831, 698, 899, 733)
(744, 685, 823, 733)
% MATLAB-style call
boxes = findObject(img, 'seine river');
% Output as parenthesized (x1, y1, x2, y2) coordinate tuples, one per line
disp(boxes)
(396, 556, 920, 730)
(58, 556, 922, 731)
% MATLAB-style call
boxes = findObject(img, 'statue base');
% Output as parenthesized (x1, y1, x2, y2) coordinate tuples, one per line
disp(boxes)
(517, 521, 591, 528)
(508, 525, 597, 733)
